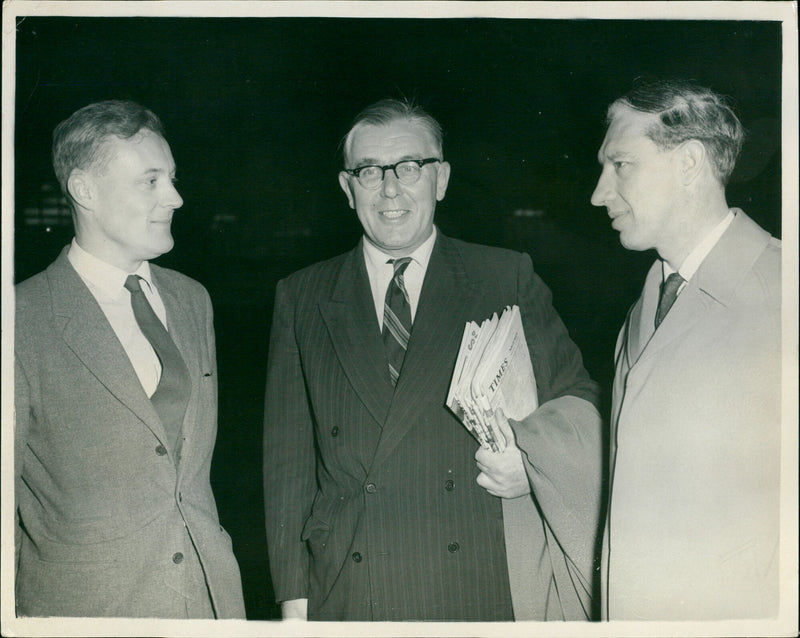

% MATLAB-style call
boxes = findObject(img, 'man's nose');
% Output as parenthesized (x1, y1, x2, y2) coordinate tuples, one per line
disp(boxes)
(380, 169, 400, 198)
(590, 170, 613, 207)
(164, 181, 184, 209)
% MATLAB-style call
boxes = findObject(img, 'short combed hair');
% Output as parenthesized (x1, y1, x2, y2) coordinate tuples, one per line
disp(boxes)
(342, 98, 444, 166)
(52, 100, 165, 195)
(609, 79, 745, 185)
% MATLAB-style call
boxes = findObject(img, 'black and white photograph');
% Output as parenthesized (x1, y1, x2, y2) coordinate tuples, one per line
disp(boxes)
(2, 2, 797, 637)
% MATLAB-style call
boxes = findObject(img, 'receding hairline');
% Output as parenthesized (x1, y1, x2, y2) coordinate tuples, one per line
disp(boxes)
(82, 127, 171, 175)
(343, 116, 443, 167)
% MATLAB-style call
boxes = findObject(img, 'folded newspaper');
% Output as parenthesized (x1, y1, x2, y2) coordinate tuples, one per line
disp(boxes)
(446, 306, 538, 452)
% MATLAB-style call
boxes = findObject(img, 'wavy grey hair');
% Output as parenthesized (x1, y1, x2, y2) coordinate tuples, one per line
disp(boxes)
(609, 79, 744, 185)
(342, 98, 443, 167)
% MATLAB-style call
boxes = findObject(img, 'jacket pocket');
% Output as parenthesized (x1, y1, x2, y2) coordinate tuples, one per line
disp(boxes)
(301, 490, 343, 554)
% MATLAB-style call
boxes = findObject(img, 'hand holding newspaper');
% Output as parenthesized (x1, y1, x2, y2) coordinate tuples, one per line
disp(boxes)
(446, 306, 538, 452)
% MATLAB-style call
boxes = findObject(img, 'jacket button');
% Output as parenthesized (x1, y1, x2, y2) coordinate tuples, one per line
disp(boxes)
(172, 552, 184, 564)
(352, 552, 362, 563)
(331, 426, 339, 437)
(444, 479, 455, 491)
(448, 542, 460, 553)
(155, 445, 167, 456)
(365, 483, 377, 494)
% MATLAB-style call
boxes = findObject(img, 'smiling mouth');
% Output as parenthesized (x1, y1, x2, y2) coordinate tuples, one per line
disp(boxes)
(379, 209, 410, 220)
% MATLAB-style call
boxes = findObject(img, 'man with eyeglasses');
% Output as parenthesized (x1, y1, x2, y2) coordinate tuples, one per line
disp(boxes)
(263, 98, 603, 621)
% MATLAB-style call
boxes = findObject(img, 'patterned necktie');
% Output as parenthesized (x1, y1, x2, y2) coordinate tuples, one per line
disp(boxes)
(655, 272, 685, 329)
(124, 275, 190, 455)
(383, 257, 412, 387)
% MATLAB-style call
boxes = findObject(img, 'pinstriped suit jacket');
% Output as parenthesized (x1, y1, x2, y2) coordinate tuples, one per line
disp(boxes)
(263, 232, 599, 621)
(14, 248, 245, 618)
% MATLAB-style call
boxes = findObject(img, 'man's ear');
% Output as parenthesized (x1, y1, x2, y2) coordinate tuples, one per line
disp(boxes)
(66, 170, 96, 210)
(435, 161, 451, 201)
(677, 139, 707, 186)
(338, 171, 356, 210)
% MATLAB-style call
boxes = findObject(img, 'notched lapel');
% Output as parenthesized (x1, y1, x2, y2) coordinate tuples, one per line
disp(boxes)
(631, 269, 711, 368)
(625, 263, 659, 366)
(319, 247, 394, 427)
(48, 254, 169, 447)
(372, 236, 477, 469)
(629, 212, 771, 369)
(641, 283, 710, 360)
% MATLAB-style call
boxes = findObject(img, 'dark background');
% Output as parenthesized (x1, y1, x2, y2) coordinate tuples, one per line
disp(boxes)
(13, 16, 782, 619)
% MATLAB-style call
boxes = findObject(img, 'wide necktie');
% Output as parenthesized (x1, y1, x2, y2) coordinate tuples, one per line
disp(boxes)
(655, 272, 685, 329)
(382, 257, 412, 387)
(124, 275, 191, 456)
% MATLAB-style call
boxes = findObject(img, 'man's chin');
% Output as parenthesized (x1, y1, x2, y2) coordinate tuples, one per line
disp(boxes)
(618, 233, 646, 252)
(148, 238, 175, 259)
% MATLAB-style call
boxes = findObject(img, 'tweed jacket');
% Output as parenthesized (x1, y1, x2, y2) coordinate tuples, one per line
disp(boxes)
(14, 247, 245, 618)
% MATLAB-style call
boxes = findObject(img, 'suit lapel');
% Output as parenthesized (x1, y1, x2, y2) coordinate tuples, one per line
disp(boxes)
(628, 211, 771, 368)
(625, 261, 662, 366)
(319, 243, 395, 427)
(635, 283, 709, 364)
(371, 235, 477, 470)
(47, 250, 169, 446)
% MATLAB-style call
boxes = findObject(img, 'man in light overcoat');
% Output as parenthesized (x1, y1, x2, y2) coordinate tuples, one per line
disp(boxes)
(591, 79, 781, 620)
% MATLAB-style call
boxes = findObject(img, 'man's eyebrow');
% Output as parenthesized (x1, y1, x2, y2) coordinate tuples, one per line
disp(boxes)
(352, 158, 381, 167)
(353, 154, 422, 167)
(599, 147, 634, 163)
(141, 167, 176, 177)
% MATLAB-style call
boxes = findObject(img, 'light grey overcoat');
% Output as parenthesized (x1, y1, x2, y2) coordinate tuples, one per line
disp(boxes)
(602, 210, 781, 620)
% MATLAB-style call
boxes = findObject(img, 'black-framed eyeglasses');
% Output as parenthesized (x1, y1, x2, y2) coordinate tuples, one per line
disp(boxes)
(344, 158, 441, 189)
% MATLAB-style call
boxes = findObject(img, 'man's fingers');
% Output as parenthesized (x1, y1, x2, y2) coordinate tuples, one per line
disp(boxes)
(476, 471, 497, 491)
(477, 472, 510, 498)
(495, 409, 516, 446)
(475, 446, 492, 463)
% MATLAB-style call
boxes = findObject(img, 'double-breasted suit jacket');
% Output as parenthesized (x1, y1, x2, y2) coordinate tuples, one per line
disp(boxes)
(263, 232, 600, 621)
(14, 248, 245, 618)
(602, 210, 781, 619)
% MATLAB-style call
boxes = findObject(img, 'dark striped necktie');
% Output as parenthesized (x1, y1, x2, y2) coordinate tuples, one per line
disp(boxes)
(382, 257, 412, 387)
(124, 275, 190, 455)
(655, 272, 685, 329)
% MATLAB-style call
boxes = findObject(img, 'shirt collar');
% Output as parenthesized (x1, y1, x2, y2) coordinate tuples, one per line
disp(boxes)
(362, 226, 438, 271)
(663, 210, 736, 281)
(67, 238, 154, 298)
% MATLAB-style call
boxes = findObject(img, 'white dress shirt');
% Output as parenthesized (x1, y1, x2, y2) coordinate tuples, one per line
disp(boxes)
(67, 239, 167, 397)
(662, 209, 736, 292)
(362, 227, 437, 330)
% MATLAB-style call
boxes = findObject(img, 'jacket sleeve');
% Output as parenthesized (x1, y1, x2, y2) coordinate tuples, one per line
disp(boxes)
(263, 278, 316, 602)
(509, 396, 603, 617)
(516, 252, 600, 407)
(509, 253, 603, 618)
(14, 354, 32, 577)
